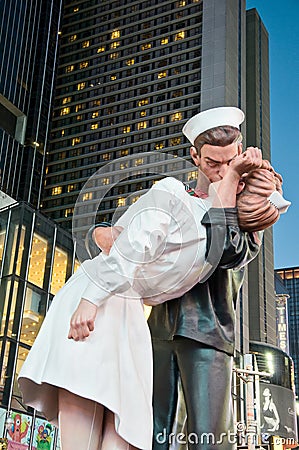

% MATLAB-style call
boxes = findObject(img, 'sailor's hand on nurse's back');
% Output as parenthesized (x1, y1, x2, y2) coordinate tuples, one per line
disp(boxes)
(68, 299, 97, 341)
(93, 226, 123, 255)
(229, 147, 263, 176)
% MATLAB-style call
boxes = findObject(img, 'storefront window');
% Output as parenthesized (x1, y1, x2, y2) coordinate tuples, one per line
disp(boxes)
(50, 247, 68, 295)
(28, 233, 48, 289)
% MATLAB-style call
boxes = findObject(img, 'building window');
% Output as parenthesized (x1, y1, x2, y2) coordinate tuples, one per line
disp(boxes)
(65, 65, 74, 73)
(102, 177, 110, 185)
(110, 52, 119, 59)
(27, 233, 48, 289)
(67, 184, 78, 192)
(141, 43, 151, 50)
(126, 58, 135, 66)
(137, 121, 147, 130)
(120, 149, 129, 156)
(111, 29, 120, 39)
(111, 75, 117, 81)
(75, 103, 86, 112)
(50, 247, 68, 294)
(80, 61, 89, 69)
(123, 126, 131, 133)
(91, 123, 98, 130)
(60, 107, 70, 116)
(158, 71, 167, 79)
(62, 97, 72, 104)
(102, 153, 111, 160)
(68, 34, 77, 42)
(77, 82, 86, 90)
(155, 142, 164, 150)
(92, 111, 99, 118)
(72, 137, 81, 146)
(161, 37, 169, 45)
(117, 197, 126, 207)
(137, 98, 149, 106)
(111, 41, 120, 49)
(188, 171, 197, 181)
(140, 110, 147, 117)
(135, 158, 144, 166)
(52, 186, 62, 195)
(175, 30, 185, 40)
(170, 137, 181, 146)
(97, 46, 105, 53)
(82, 40, 90, 48)
(171, 112, 183, 121)
(82, 192, 93, 201)
(64, 208, 74, 218)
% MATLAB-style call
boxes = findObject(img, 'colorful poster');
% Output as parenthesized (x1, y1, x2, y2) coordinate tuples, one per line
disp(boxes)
(33, 419, 55, 450)
(6, 412, 31, 448)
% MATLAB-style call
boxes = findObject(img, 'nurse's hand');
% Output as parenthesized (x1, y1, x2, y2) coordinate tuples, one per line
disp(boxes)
(68, 299, 97, 341)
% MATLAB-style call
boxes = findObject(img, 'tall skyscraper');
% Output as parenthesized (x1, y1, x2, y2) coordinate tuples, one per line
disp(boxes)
(245, 8, 277, 346)
(42, 0, 246, 229)
(0, 0, 63, 208)
(275, 267, 299, 396)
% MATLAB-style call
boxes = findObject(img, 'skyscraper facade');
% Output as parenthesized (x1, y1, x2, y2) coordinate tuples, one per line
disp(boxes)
(0, 0, 63, 208)
(42, 0, 246, 229)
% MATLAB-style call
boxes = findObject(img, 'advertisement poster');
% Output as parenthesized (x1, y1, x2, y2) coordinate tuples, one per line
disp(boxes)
(6, 411, 31, 449)
(260, 382, 298, 441)
(32, 419, 55, 450)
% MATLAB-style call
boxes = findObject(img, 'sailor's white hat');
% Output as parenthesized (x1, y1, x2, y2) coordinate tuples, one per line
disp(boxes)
(182, 106, 245, 145)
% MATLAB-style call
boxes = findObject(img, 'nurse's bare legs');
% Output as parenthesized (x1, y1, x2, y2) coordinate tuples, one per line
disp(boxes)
(58, 388, 104, 450)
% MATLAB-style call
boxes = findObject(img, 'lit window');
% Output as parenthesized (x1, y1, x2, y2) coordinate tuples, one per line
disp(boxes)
(73, 7, 79, 12)
(140, 110, 147, 117)
(60, 107, 70, 116)
(91, 123, 98, 130)
(50, 247, 68, 294)
(137, 98, 149, 106)
(170, 137, 181, 146)
(52, 186, 62, 195)
(155, 142, 164, 150)
(171, 112, 183, 121)
(102, 153, 111, 160)
(121, 149, 129, 156)
(141, 43, 152, 50)
(67, 184, 77, 192)
(111, 41, 120, 49)
(135, 158, 144, 166)
(123, 126, 131, 133)
(111, 29, 120, 39)
(176, 0, 186, 6)
(158, 71, 167, 79)
(61, 129, 65, 136)
(173, 67, 181, 75)
(120, 162, 128, 170)
(75, 103, 86, 112)
(132, 196, 140, 203)
(92, 111, 99, 118)
(82, 40, 90, 48)
(72, 137, 81, 146)
(161, 38, 169, 45)
(76, 114, 83, 121)
(117, 197, 126, 207)
(188, 171, 197, 181)
(110, 52, 119, 59)
(93, 100, 101, 106)
(111, 75, 117, 81)
(62, 97, 71, 104)
(172, 90, 183, 98)
(102, 178, 110, 185)
(28, 233, 48, 289)
(77, 82, 86, 90)
(68, 34, 77, 42)
(137, 121, 147, 130)
(80, 61, 89, 69)
(64, 208, 74, 217)
(175, 31, 185, 40)
(82, 192, 93, 201)
(65, 65, 74, 73)
(126, 58, 135, 66)
(97, 46, 105, 53)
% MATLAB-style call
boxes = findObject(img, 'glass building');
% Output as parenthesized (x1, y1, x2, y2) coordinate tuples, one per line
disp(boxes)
(0, 0, 62, 208)
(0, 201, 79, 448)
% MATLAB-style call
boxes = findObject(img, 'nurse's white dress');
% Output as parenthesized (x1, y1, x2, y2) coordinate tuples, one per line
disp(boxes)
(18, 177, 212, 450)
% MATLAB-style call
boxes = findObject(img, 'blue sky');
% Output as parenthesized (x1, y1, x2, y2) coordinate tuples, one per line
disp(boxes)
(246, 0, 299, 269)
